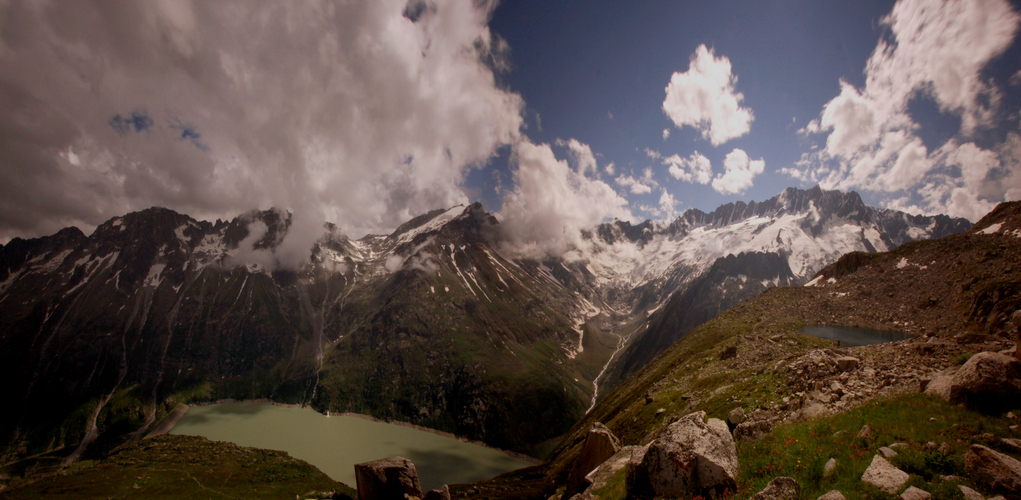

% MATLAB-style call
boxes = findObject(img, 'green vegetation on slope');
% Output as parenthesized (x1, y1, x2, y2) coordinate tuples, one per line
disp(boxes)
(2, 435, 356, 499)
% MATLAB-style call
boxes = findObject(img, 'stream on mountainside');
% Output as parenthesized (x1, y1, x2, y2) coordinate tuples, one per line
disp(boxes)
(800, 325, 910, 347)
(169, 402, 532, 491)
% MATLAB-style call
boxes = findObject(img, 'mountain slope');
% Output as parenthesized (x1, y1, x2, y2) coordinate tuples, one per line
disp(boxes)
(0, 204, 606, 460)
(459, 201, 1018, 499)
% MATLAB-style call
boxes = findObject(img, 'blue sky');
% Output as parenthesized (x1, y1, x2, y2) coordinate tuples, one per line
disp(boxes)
(468, 0, 1021, 223)
(1, 0, 1020, 257)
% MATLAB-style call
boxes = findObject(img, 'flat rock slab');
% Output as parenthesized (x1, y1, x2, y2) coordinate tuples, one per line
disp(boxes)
(753, 476, 799, 500)
(817, 491, 846, 500)
(861, 455, 908, 494)
(900, 486, 931, 500)
(966, 444, 1021, 494)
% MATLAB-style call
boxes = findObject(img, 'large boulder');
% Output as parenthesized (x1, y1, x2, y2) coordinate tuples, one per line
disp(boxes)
(949, 352, 1021, 412)
(354, 456, 422, 500)
(566, 422, 621, 495)
(965, 444, 1021, 494)
(733, 420, 772, 443)
(626, 411, 738, 499)
(860, 455, 908, 494)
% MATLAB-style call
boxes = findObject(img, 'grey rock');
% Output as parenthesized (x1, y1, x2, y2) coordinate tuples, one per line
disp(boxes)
(728, 407, 746, 426)
(823, 458, 836, 478)
(719, 346, 738, 360)
(753, 476, 799, 500)
(423, 485, 450, 500)
(354, 456, 422, 500)
(857, 424, 872, 440)
(801, 403, 828, 420)
(566, 422, 621, 495)
(1002, 438, 1021, 453)
(925, 369, 957, 400)
(817, 491, 846, 500)
(576, 445, 648, 500)
(836, 357, 859, 372)
(889, 442, 909, 450)
(860, 455, 909, 494)
(948, 352, 1021, 412)
(733, 420, 772, 443)
(965, 444, 1021, 494)
(900, 486, 930, 500)
(879, 446, 898, 458)
(959, 485, 984, 500)
(626, 411, 738, 498)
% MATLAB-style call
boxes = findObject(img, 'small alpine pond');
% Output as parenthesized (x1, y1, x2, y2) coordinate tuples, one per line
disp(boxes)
(800, 325, 911, 347)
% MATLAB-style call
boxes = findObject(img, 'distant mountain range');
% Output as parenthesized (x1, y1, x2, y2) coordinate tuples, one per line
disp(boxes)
(0, 186, 970, 461)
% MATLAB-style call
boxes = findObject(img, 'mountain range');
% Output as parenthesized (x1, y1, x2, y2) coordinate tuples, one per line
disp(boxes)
(0, 186, 970, 462)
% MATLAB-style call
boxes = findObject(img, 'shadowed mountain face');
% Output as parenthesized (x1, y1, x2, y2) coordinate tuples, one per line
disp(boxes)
(0, 204, 596, 457)
(0, 187, 971, 462)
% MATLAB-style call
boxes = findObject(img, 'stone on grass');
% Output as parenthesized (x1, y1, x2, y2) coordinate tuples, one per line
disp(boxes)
(879, 446, 898, 458)
(1001, 438, 1021, 453)
(719, 346, 738, 360)
(857, 424, 872, 440)
(860, 455, 909, 494)
(900, 486, 931, 500)
(566, 422, 621, 495)
(823, 458, 836, 478)
(753, 476, 799, 500)
(354, 456, 422, 500)
(733, 420, 772, 443)
(965, 444, 1021, 494)
(626, 411, 738, 499)
(817, 491, 846, 500)
(958, 485, 984, 500)
(948, 352, 1021, 413)
(889, 443, 909, 450)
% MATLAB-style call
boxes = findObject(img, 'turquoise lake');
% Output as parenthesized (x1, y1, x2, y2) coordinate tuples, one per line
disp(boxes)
(170, 402, 532, 491)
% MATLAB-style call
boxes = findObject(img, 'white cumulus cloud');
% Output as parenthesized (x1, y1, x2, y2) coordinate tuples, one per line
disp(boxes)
(664, 152, 713, 185)
(712, 149, 764, 195)
(788, 0, 1020, 221)
(662, 44, 754, 146)
(0, 0, 524, 264)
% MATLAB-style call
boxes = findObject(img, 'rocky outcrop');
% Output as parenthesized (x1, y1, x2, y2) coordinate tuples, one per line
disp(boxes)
(860, 455, 908, 494)
(948, 352, 1021, 412)
(626, 411, 738, 498)
(353, 456, 422, 500)
(573, 445, 648, 500)
(753, 476, 799, 500)
(965, 444, 1021, 494)
(566, 422, 620, 495)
